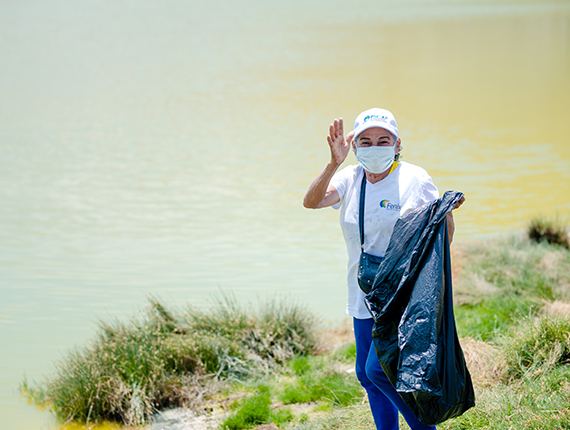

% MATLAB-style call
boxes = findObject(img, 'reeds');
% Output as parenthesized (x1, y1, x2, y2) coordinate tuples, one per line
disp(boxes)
(528, 216, 569, 248)
(21, 296, 319, 426)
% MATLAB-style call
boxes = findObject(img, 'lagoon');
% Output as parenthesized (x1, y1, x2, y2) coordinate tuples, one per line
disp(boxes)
(1, 0, 569, 428)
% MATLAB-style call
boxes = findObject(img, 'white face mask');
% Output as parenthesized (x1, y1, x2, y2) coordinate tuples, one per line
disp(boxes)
(356, 145, 395, 174)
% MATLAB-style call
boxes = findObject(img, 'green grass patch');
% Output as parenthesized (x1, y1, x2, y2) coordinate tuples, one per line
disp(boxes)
(499, 315, 570, 380)
(278, 356, 362, 407)
(454, 294, 540, 341)
(221, 389, 272, 430)
(331, 342, 357, 363)
(290, 355, 312, 376)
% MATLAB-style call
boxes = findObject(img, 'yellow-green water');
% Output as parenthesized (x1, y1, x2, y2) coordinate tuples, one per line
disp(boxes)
(1, 0, 569, 428)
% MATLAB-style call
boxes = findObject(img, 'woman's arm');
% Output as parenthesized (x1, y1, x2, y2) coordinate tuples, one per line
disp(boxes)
(446, 196, 466, 243)
(303, 161, 341, 209)
(303, 118, 354, 209)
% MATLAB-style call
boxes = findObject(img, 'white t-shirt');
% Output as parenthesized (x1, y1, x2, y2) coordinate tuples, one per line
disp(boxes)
(330, 161, 440, 319)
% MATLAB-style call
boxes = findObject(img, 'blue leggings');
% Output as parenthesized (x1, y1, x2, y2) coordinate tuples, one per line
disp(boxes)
(353, 317, 436, 430)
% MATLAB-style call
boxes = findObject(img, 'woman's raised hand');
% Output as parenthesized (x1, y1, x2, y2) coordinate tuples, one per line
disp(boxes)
(327, 118, 353, 167)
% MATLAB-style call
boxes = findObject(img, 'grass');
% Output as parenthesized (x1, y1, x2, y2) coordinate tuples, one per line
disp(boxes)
(277, 355, 362, 407)
(221, 387, 272, 430)
(499, 315, 570, 380)
(453, 235, 570, 340)
(21, 295, 320, 427)
(436, 313, 570, 430)
(218, 337, 362, 430)
(434, 366, 570, 430)
(220, 385, 297, 430)
(21, 224, 570, 430)
(304, 234, 570, 430)
(299, 315, 570, 430)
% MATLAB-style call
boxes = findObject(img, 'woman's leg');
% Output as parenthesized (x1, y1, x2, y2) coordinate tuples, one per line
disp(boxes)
(353, 317, 399, 430)
(365, 345, 436, 430)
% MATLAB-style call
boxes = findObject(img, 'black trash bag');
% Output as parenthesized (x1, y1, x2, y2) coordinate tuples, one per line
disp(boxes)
(364, 191, 475, 426)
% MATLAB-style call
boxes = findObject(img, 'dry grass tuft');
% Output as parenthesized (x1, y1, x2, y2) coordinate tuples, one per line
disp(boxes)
(459, 338, 502, 387)
(541, 300, 570, 318)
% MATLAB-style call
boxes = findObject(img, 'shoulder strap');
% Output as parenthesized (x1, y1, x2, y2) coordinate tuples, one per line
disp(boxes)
(359, 173, 366, 251)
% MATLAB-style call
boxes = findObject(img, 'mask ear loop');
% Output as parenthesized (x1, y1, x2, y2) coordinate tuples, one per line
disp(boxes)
(394, 139, 403, 161)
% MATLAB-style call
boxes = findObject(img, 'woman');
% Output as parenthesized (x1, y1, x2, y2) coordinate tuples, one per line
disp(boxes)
(303, 108, 464, 430)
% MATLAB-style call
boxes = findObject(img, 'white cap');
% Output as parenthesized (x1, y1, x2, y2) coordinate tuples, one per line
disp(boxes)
(353, 108, 399, 141)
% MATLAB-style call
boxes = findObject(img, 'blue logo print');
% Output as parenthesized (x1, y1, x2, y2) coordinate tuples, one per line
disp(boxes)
(363, 115, 389, 124)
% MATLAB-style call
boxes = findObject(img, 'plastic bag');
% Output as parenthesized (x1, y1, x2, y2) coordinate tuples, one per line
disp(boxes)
(364, 191, 475, 426)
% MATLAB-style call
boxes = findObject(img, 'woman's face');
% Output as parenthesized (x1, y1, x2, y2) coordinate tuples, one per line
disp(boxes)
(353, 127, 400, 154)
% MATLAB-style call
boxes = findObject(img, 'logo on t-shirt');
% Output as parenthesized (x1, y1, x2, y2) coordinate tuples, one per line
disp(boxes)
(380, 200, 401, 211)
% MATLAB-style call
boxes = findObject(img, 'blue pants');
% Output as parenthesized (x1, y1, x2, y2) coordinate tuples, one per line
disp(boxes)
(353, 317, 436, 430)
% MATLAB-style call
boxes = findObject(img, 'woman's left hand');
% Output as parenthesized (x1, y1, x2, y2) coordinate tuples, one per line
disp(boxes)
(447, 195, 465, 244)
(454, 196, 466, 210)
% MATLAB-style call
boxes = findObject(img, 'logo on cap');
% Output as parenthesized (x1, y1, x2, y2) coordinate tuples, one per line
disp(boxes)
(363, 115, 389, 124)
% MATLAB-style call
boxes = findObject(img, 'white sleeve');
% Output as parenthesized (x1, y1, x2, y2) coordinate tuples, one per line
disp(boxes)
(421, 176, 440, 204)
